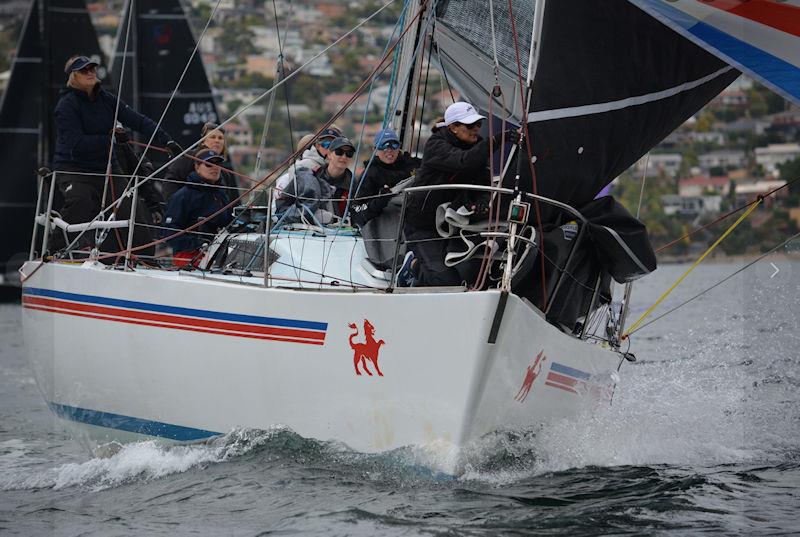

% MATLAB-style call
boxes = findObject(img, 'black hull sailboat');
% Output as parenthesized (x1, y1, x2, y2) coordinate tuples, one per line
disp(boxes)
(0, 0, 106, 294)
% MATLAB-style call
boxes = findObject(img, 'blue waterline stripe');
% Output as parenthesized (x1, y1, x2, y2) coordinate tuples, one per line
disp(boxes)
(47, 402, 220, 441)
(550, 362, 591, 381)
(24, 287, 328, 332)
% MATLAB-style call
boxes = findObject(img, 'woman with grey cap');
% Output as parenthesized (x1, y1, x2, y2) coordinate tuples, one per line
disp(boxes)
(50, 54, 182, 249)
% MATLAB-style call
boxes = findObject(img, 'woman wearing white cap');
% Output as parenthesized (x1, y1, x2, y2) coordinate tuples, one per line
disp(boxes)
(396, 102, 519, 287)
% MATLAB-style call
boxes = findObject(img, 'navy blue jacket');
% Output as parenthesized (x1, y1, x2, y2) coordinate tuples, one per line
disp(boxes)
(53, 84, 171, 172)
(163, 172, 233, 252)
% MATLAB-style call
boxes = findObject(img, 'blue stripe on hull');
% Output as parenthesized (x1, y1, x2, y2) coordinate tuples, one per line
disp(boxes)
(47, 402, 220, 441)
(24, 287, 328, 332)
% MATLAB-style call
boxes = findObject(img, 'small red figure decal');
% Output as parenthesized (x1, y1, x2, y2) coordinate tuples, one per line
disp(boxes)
(348, 319, 385, 376)
(515, 350, 546, 403)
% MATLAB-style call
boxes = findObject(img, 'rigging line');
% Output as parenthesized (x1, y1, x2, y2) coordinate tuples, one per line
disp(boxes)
(95, 0, 136, 251)
(87, 3, 422, 266)
(253, 0, 292, 182)
(382, 0, 409, 127)
(271, 0, 298, 197)
(506, 0, 547, 310)
(431, 20, 455, 104)
(655, 174, 800, 254)
(623, 197, 763, 338)
(349, 3, 409, 199)
(320, 5, 434, 277)
(627, 230, 800, 338)
(413, 30, 433, 156)
(55, 0, 401, 260)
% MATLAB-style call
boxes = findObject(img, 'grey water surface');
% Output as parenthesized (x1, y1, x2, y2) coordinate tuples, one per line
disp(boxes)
(1, 259, 798, 535)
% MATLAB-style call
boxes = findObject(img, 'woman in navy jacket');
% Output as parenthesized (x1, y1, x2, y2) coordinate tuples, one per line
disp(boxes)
(51, 54, 179, 248)
(163, 148, 233, 261)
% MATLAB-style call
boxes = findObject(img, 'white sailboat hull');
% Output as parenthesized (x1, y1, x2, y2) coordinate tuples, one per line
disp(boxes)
(21, 260, 622, 471)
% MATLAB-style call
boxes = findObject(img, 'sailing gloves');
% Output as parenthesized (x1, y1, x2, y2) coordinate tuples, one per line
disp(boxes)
(112, 128, 129, 145)
(491, 129, 521, 146)
(166, 140, 183, 159)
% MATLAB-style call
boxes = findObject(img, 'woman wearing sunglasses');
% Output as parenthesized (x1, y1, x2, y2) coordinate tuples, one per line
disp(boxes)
(50, 54, 180, 249)
(397, 102, 520, 287)
(274, 136, 355, 224)
(162, 148, 233, 264)
(273, 125, 342, 208)
(350, 128, 421, 228)
(163, 122, 237, 202)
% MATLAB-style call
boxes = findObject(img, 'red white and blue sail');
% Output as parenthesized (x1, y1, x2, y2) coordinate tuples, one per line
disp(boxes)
(630, 0, 800, 106)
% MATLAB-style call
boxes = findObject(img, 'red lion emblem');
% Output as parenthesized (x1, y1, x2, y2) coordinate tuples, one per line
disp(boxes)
(348, 319, 385, 376)
(515, 350, 546, 403)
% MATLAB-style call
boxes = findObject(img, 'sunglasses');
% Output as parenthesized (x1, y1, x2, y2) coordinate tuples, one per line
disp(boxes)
(377, 141, 400, 150)
(457, 120, 483, 130)
(334, 148, 355, 158)
(78, 65, 97, 74)
(318, 139, 334, 149)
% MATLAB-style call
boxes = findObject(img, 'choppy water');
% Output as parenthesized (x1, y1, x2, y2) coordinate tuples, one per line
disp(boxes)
(1, 259, 799, 535)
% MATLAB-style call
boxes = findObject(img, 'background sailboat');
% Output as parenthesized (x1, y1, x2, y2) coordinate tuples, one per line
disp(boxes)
(110, 0, 220, 158)
(0, 0, 105, 292)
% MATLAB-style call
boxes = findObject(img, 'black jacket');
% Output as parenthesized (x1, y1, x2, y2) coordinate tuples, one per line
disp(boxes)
(53, 84, 171, 173)
(405, 129, 491, 230)
(350, 152, 421, 227)
(163, 152, 238, 202)
(163, 172, 233, 252)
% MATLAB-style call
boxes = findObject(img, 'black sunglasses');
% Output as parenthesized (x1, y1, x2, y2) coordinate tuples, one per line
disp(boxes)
(377, 141, 400, 150)
(456, 120, 483, 130)
(334, 148, 355, 158)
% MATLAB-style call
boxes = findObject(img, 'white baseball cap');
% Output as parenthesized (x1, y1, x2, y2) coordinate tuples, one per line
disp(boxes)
(442, 102, 486, 127)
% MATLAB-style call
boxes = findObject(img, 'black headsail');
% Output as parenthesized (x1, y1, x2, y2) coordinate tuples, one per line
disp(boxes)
(433, 0, 739, 214)
(0, 0, 105, 284)
(110, 0, 219, 156)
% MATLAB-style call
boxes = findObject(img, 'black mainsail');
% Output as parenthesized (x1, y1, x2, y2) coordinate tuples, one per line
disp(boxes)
(0, 0, 106, 286)
(110, 0, 219, 154)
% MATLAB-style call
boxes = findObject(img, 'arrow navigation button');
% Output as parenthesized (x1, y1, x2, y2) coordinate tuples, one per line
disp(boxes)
(770, 262, 780, 279)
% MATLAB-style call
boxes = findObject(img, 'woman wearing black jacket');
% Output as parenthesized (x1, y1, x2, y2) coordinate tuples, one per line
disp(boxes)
(397, 102, 518, 287)
(350, 128, 421, 228)
(51, 54, 179, 249)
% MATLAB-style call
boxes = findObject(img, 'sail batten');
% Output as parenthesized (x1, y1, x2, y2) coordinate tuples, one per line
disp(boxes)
(526, 66, 735, 124)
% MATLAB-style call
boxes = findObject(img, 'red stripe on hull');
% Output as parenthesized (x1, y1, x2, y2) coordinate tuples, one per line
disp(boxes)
(703, 0, 800, 38)
(23, 302, 325, 346)
(545, 381, 578, 394)
(546, 371, 578, 388)
(23, 296, 326, 342)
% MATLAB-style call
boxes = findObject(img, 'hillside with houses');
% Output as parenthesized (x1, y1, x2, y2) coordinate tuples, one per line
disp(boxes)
(1, 0, 798, 257)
